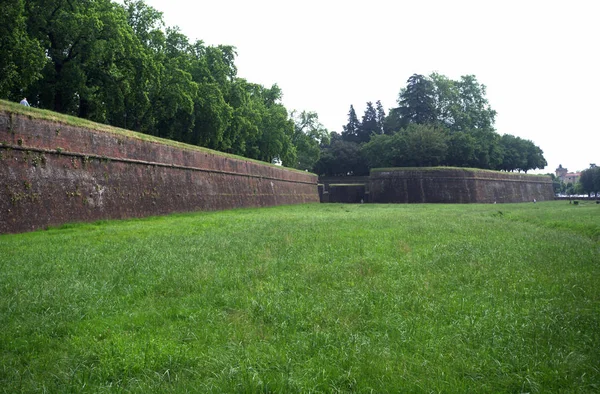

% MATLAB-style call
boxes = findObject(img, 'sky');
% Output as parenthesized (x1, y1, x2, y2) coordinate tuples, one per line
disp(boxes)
(141, 0, 598, 174)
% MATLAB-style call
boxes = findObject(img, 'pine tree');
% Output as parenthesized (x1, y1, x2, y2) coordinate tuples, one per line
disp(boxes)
(341, 105, 361, 143)
(398, 74, 437, 127)
(376, 100, 386, 134)
(358, 101, 378, 143)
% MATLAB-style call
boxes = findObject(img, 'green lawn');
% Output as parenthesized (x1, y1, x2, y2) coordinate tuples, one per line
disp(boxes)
(1, 201, 598, 392)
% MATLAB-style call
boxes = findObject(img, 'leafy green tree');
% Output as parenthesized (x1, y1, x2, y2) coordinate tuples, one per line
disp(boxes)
(362, 124, 447, 168)
(579, 166, 600, 196)
(0, 0, 46, 99)
(383, 107, 402, 135)
(454, 75, 496, 132)
(190, 81, 232, 148)
(118, 0, 166, 132)
(314, 134, 368, 176)
(227, 83, 296, 166)
(498, 134, 527, 172)
(445, 132, 477, 167)
(124, 0, 164, 46)
(24, 0, 130, 114)
(291, 110, 330, 171)
(524, 142, 547, 173)
(430, 72, 496, 132)
(497, 134, 546, 172)
(468, 128, 503, 170)
(401, 124, 448, 167)
(361, 133, 396, 168)
(429, 72, 459, 129)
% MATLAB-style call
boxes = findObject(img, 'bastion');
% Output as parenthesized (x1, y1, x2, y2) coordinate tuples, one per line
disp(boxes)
(0, 102, 318, 234)
(369, 167, 555, 203)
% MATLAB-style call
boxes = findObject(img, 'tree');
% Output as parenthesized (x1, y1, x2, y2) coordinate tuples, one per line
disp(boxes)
(397, 74, 437, 127)
(445, 132, 477, 167)
(361, 133, 397, 168)
(0, 0, 46, 99)
(401, 124, 448, 167)
(234, 83, 296, 166)
(362, 124, 447, 168)
(497, 134, 546, 172)
(455, 75, 496, 131)
(429, 72, 459, 130)
(579, 166, 600, 196)
(341, 105, 361, 143)
(1, 0, 303, 168)
(468, 128, 503, 170)
(356, 101, 379, 143)
(24, 0, 133, 114)
(383, 107, 402, 135)
(498, 134, 527, 172)
(119, 0, 165, 132)
(314, 134, 368, 176)
(376, 100, 386, 135)
(524, 142, 547, 173)
(291, 110, 330, 171)
(429, 72, 496, 133)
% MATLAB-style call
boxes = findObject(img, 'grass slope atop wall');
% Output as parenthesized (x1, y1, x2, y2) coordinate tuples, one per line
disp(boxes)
(0, 100, 318, 234)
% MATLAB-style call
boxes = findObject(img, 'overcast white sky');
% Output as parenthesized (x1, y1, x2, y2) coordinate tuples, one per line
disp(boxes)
(142, 0, 598, 174)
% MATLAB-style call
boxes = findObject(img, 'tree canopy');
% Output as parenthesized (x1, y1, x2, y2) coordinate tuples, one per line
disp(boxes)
(1, 2, 546, 174)
(579, 165, 600, 196)
(315, 73, 547, 176)
(0, 0, 317, 167)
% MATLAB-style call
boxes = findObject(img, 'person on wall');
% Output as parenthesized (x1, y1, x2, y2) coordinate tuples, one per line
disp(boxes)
(19, 97, 30, 107)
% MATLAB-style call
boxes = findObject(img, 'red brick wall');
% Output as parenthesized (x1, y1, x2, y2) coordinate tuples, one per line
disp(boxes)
(0, 111, 318, 234)
(369, 168, 555, 203)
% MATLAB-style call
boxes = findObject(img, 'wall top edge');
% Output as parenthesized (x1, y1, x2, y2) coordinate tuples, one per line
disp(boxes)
(0, 103, 314, 177)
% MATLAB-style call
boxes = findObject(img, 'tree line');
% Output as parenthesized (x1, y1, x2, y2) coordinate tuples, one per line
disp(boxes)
(315, 73, 547, 176)
(1, 0, 547, 174)
(1, 0, 316, 166)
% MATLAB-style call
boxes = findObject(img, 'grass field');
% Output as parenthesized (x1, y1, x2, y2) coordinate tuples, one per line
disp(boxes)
(1, 201, 598, 392)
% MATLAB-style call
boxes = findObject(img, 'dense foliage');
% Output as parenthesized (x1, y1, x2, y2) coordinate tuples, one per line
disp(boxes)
(315, 73, 547, 176)
(579, 165, 600, 196)
(0, 0, 327, 168)
(2, 1, 547, 174)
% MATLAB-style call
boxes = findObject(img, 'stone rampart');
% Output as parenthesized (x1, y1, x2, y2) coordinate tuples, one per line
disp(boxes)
(369, 168, 554, 203)
(0, 109, 318, 234)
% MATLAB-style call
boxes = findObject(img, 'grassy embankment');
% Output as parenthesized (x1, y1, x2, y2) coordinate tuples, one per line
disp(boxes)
(0, 99, 308, 175)
(1, 201, 598, 392)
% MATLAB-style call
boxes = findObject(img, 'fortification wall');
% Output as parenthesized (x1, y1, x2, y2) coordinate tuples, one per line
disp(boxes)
(369, 168, 554, 203)
(318, 176, 370, 203)
(0, 110, 318, 234)
(328, 184, 367, 203)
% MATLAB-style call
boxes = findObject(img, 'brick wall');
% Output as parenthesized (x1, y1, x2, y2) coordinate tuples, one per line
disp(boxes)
(0, 111, 318, 234)
(369, 168, 554, 203)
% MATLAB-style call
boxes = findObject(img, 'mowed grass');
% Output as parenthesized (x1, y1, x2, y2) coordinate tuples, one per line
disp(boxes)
(1, 201, 598, 392)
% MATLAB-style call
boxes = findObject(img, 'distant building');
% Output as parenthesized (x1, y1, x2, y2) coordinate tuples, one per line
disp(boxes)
(555, 164, 580, 184)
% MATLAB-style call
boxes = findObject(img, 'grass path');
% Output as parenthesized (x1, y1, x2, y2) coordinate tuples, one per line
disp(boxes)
(1, 201, 598, 392)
